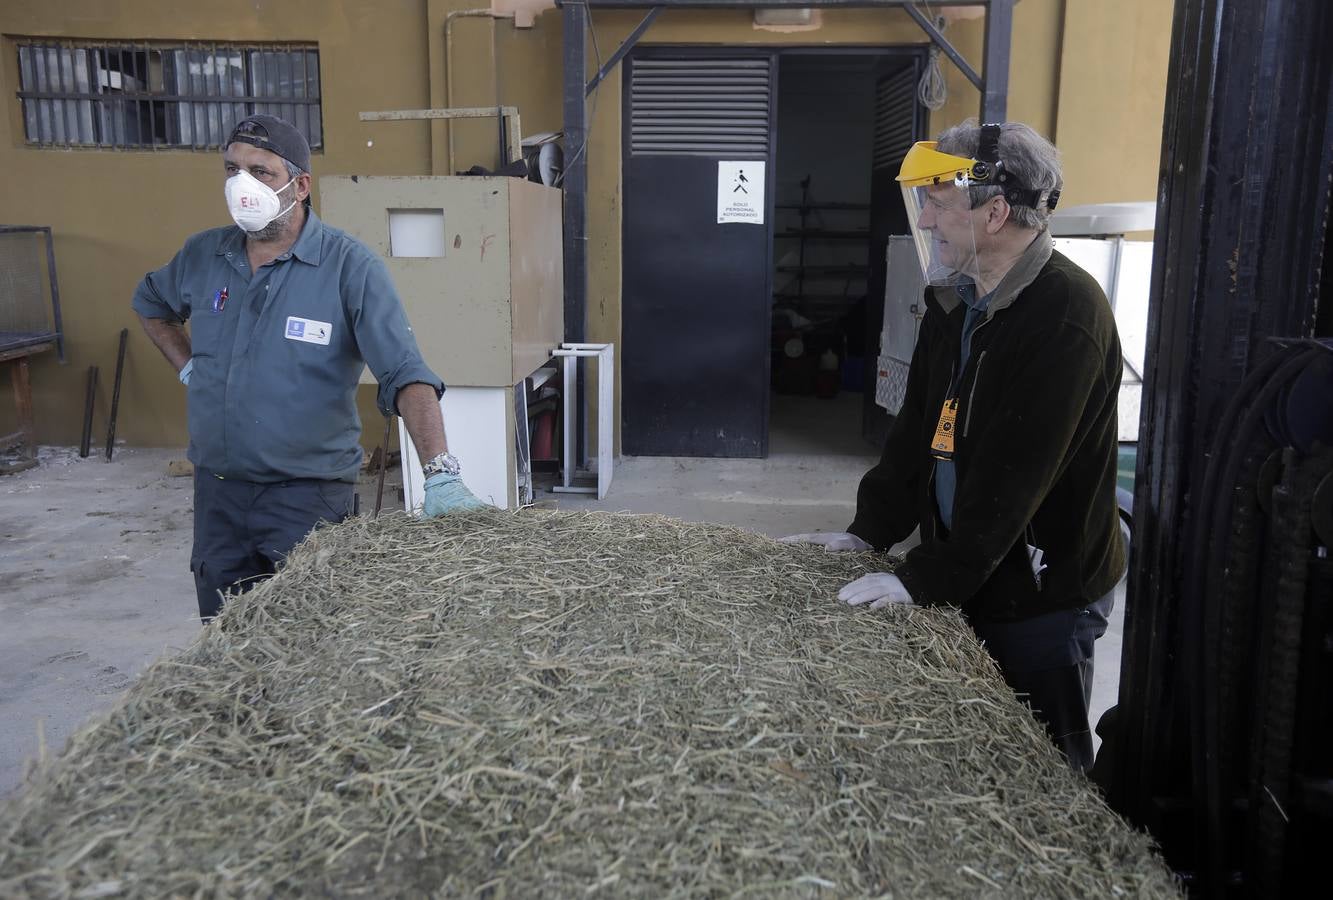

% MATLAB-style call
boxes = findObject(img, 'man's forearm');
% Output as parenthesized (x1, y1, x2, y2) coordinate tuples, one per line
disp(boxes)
(137, 314, 192, 372)
(397, 382, 447, 461)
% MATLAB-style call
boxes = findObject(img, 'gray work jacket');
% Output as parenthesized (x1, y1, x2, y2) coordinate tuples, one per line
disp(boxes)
(132, 211, 442, 483)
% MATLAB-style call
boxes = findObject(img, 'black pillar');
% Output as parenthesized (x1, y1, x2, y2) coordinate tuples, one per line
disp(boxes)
(562, 0, 589, 466)
(980, 0, 1012, 122)
(562, 0, 588, 346)
(1102, 0, 1333, 893)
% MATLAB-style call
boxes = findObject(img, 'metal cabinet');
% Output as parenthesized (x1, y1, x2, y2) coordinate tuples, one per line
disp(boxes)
(320, 176, 564, 509)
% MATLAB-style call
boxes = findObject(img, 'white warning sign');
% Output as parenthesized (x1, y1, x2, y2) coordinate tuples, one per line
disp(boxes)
(717, 161, 765, 225)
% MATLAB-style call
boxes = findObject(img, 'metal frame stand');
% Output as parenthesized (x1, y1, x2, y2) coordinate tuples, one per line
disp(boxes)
(552, 342, 615, 500)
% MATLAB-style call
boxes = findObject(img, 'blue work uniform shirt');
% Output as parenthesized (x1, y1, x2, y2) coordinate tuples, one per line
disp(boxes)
(935, 281, 993, 531)
(132, 210, 443, 483)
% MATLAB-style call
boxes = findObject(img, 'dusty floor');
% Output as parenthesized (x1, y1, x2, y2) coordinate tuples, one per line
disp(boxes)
(1, 447, 199, 796)
(0, 394, 1124, 797)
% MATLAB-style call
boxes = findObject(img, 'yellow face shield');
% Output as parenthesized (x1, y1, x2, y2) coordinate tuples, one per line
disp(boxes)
(896, 142, 986, 287)
(895, 141, 987, 189)
(895, 132, 1061, 288)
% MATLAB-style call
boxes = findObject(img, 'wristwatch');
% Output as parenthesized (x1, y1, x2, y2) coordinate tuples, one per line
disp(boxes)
(422, 451, 462, 479)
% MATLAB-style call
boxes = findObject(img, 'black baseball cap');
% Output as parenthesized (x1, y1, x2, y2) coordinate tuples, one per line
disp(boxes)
(226, 114, 311, 173)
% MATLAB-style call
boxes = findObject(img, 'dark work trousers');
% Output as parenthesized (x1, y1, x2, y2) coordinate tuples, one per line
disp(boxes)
(968, 590, 1115, 773)
(192, 467, 354, 622)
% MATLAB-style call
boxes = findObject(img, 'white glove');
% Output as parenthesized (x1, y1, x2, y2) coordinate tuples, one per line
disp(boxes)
(778, 532, 873, 552)
(838, 572, 914, 610)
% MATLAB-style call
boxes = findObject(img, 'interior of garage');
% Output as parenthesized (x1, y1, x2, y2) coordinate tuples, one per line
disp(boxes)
(769, 51, 919, 455)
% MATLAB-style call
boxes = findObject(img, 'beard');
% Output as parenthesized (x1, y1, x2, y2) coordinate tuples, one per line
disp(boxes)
(246, 185, 299, 242)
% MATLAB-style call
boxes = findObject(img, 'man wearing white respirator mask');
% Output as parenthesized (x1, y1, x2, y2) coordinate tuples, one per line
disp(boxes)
(134, 115, 484, 624)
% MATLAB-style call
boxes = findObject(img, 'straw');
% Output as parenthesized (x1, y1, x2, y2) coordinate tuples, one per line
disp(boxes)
(0, 510, 1178, 898)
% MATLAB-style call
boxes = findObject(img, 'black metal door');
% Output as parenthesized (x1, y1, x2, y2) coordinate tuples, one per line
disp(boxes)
(622, 53, 776, 457)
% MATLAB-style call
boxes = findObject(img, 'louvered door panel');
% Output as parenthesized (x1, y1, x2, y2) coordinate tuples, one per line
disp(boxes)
(629, 58, 772, 158)
(873, 65, 918, 172)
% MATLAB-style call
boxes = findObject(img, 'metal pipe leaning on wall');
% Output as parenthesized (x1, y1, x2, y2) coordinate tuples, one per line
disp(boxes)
(104, 329, 128, 462)
(79, 366, 97, 459)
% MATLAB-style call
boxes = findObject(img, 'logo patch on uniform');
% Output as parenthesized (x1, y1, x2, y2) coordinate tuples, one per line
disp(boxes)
(285, 316, 332, 346)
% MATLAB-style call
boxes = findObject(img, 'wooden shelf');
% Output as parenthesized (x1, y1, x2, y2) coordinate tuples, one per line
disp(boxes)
(778, 180, 872, 310)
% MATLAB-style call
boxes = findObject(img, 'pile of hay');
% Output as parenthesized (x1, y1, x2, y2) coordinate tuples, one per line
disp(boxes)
(1, 511, 1176, 897)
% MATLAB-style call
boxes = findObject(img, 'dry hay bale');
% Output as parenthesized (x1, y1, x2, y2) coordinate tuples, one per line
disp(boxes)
(0, 510, 1177, 898)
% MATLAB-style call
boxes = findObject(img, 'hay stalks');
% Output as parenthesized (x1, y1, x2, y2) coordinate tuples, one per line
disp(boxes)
(1, 510, 1178, 898)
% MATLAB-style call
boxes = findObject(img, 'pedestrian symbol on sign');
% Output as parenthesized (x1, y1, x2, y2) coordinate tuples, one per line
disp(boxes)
(717, 160, 765, 225)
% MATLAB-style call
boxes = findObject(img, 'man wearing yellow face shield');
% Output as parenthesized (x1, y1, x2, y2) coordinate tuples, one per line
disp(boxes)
(783, 121, 1124, 772)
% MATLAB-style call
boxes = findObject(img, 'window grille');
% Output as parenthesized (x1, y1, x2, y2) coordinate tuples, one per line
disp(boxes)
(15, 40, 322, 151)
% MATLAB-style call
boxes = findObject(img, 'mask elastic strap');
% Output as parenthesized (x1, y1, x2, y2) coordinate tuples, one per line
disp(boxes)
(269, 176, 299, 220)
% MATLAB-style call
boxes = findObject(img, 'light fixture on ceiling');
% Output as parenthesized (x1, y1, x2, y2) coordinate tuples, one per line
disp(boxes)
(754, 8, 815, 27)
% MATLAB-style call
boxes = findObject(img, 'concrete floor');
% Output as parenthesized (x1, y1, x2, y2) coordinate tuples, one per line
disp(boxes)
(0, 398, 1123, 797)
(1, 447, 199, 797)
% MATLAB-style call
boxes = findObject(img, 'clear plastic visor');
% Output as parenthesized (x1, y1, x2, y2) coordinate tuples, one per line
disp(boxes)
(900, 181, 981, 289)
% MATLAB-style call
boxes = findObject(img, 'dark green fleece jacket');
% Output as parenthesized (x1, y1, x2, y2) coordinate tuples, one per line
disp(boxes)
(848, 230, 1125, 622)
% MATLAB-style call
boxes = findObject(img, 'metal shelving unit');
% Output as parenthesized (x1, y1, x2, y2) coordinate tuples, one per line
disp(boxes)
(773, 177, 870, 315)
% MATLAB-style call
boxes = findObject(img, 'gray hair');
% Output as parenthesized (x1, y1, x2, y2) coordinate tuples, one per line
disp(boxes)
(935, 120, 1062, 231)
(282, 158, 312, 208)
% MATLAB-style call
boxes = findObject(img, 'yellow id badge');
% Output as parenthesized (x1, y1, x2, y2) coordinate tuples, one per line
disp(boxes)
(931, 399, 958, 459)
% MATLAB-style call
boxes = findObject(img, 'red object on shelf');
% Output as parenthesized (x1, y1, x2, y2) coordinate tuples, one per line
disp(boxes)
(531, 408, 556, 461)
(814, 369, 840, 399)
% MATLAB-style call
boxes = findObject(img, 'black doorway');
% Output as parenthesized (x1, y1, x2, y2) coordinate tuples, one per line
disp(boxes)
(770, 52, 922, 454)
(621, 47, 924, 458)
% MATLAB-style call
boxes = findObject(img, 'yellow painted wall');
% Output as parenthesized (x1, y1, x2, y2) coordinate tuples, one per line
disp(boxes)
(1055, 0, 1173, 208)
(427, 1, 566, 178)
(0, 0, 432, 449)
(2, 0, 1171, 453)
(1007, 0, 1065, 139)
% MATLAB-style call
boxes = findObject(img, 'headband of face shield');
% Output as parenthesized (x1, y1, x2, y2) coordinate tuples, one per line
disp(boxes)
(896, 125, 1060, 288)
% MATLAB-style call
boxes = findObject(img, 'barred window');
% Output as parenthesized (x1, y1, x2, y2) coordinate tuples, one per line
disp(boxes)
(15, 40, 321, 151)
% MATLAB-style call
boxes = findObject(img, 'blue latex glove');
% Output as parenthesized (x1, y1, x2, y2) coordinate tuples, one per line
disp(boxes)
(422, 472, 487, 516)
(178, 359, 193, 385)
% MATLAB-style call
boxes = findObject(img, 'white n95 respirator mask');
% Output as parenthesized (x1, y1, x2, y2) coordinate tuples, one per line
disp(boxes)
(225, 169, 296, 232)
